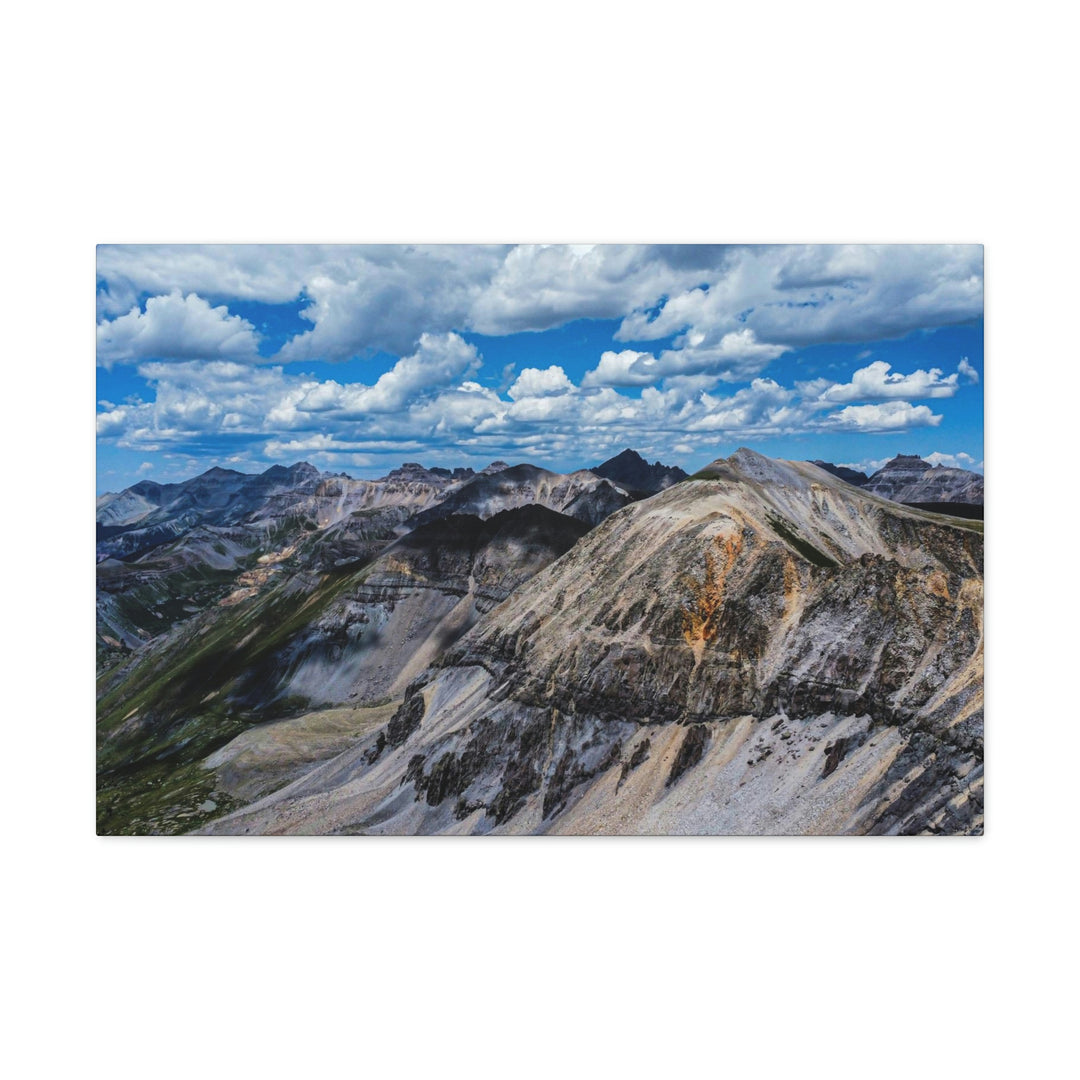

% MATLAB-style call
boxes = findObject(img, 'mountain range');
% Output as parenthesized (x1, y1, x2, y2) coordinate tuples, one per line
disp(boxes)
(97, 448, 983, 835)
(810, 453, 983, 515)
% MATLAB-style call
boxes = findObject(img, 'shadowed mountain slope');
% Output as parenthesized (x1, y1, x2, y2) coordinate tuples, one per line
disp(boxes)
(409, 463, 633, 527)
(591, 448, 688, 494)
(97, 504, 589, 833)
(808, 460, 869, 486)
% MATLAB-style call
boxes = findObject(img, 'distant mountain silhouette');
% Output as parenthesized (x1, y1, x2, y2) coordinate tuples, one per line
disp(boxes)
(591, 448, 687, 494)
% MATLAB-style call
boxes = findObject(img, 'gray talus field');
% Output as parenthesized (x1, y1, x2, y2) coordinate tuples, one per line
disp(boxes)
(201, 450, 983, 835)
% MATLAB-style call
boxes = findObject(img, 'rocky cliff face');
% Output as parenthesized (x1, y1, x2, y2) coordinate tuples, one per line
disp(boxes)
(888, 467, 984, 505)
(238, 505, 592, 711)
(199, 450, 983, 837)
(95, 464, 455, 660)
(410, 464, 633, 528)
(862, 455, 984, 504)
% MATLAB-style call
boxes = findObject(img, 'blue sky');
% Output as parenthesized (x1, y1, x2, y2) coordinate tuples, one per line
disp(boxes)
(96, 244, 983, 492)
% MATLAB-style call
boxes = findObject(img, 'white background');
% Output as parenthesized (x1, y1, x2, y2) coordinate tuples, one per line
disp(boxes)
(4, 2, 1075, 1077)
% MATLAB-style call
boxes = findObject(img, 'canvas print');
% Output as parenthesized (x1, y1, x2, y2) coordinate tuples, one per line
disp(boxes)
(96, 244, 984, 835)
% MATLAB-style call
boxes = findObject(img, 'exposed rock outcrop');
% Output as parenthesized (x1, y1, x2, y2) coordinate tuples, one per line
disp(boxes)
(409, 464, 633, 528)
(862, 455, 984, 505)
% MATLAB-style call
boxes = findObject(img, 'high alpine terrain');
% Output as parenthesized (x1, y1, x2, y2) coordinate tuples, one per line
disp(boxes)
(96, 458, 625, 832)
(97, 450, 983, 836)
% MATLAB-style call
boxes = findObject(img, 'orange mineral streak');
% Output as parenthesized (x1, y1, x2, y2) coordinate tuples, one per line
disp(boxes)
(782, 554, 800, 610)
(680, 531, 743, 647)
(926, 569, 952, 602)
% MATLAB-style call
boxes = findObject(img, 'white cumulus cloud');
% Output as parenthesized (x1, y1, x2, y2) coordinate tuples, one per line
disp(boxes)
(924, 450, 983, 472)
(815, 360, 959, 403)
(97, 291, 260, 367)
(298, 332, 482, 416)
(507, 365, 575, 400)
(97, 244, 983, 381)
(95, 246, 983, 479)
(581, 350, 661, 388)
(822, 401, 943, 432)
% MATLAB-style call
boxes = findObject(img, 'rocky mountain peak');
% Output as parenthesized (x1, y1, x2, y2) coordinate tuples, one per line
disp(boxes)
(878, 454, 932, 472)
(382, 462, 447, 483)
(592, 447, 687, 494)
(726, 447, 803, 485)
(427, 466, 476, 481)
(729, 446, 771, 466)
